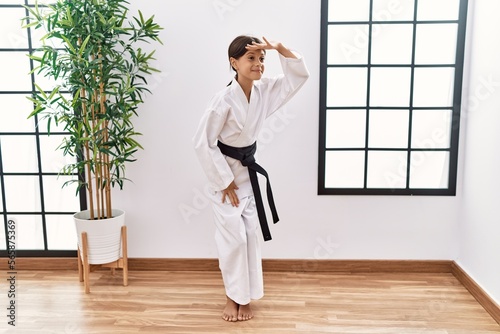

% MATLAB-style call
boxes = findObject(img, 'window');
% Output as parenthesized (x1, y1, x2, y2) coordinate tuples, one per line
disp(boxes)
(0, 1, 80, 257)
(318, 0, 468, 195)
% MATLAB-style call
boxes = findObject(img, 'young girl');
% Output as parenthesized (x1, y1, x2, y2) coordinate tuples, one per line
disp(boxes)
(193, 35, 309, 322)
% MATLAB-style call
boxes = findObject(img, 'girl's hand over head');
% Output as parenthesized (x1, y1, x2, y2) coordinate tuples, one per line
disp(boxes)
(246, 36, 279, 51)
(246, 36, 297, 59)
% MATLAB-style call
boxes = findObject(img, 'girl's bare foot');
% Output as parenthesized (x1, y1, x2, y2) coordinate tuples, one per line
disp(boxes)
(222, 296, 238, 322)
(238, 303, 254, 321)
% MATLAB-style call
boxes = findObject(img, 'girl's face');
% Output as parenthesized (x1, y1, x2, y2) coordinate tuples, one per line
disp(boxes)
(230, 49, 266, 83)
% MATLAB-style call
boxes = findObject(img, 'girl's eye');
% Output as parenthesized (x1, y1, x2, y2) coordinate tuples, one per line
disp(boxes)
(260, 58, 265, 63)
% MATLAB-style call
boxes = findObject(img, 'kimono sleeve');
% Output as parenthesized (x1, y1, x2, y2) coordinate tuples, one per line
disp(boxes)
(193, 106, 234, 192)
(264, 53, 310, 117)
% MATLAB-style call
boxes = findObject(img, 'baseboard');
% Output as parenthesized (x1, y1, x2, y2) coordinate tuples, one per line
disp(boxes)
(262, 259, 452, 273)
(128, 258, 220, 271)
(3, 257, 79, 270)
(3, 257, 498, 324)
(2, 257, 451, 273)
(451, 261, 500, 325)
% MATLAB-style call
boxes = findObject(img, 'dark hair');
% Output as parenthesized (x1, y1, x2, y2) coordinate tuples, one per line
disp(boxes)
(228, 35, 264, 72)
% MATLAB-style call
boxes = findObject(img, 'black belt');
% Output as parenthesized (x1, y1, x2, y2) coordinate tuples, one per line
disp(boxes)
(217, 140, 279, 241)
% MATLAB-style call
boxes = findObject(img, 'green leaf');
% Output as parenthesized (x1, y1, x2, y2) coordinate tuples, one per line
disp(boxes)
(60, 35, 76, 54)
(96, 12, 106, 25)
(79, 35, 91, 56)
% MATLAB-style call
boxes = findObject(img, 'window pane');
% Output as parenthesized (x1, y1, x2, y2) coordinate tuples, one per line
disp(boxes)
(0, 94, 36, 132)
(370, 68, 411, 107)
(367, 151, 407, 188)
(0, 180, 3, 211)
(329, 0, 370, 21)
(26, 0, 60, 6)
(371, 24, 413, 64)
(0, 8, 28, 48)
(9, 215, 44, 250)
(0, 214, 5, 250)
(36, 116, 68, 133)
(409, 151, 449, 188)
(39, 134, 75, 173)
(29, 25, 46, 50)
(372, 0, 415, 21)
(32, 51, 65, 92)
(35, 93, 73, 133)
(327, 68, 367, 107)
(30, 15, 64, 50)
(3, 176, 41, 212)
(328, 25, 369, 64)
(33, 72, 63, 94)
(411, 110, 452, 149)
(0, 135, 39, 172)
(368, 109, 409, 148)
(325, 151, 365, 188)
(413, 68, 455, 107)
(46, 215, 77, 250)
(326, 109, 366, 148)
(0, 52, 31, 91)
(43, 175, 80, 212)
(415, 24, 458, 64)
(417, 0, 460, 21)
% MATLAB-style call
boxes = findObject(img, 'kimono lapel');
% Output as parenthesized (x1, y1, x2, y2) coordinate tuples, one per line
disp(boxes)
(229, 79, 249, 124)
(232, 82, 260, 146)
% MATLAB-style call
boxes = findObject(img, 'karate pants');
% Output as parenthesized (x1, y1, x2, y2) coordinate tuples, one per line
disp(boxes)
(210, 194, 264, 305)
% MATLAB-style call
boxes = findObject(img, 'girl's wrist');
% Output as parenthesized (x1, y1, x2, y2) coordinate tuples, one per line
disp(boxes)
(275, 43, 297, 59)
(275, 42, 285, 52)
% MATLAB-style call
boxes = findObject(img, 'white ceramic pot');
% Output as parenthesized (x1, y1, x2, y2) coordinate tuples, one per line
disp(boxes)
(74, 209, 125, 265)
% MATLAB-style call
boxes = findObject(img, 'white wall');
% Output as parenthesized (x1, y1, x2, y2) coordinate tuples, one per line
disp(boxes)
(456, 0, 500, 305)
(112, 0, 461, 261)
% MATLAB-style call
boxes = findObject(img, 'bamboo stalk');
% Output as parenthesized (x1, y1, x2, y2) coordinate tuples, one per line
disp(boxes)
(92, 89, 101, 220)
(98, 48, 112, 218)
(103, 114, 111, 218)
(102, 110, 112, 218)
(99, 153, 105, 218)
(88, 52, 104, 220)
(82, 89, 94, 220)
(79, 37, 94, 220)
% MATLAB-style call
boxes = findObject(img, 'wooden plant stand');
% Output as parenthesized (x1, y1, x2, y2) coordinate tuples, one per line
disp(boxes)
(77, 226, 128, 294)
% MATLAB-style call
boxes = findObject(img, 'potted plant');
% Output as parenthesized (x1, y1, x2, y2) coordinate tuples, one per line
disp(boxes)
(23, 0, 163, 291)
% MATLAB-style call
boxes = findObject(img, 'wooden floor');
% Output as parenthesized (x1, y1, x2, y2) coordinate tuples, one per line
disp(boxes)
(2, 270, 500, 334)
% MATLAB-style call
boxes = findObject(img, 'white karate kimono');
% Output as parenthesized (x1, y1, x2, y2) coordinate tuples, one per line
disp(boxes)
(193, 53, 309, 305)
